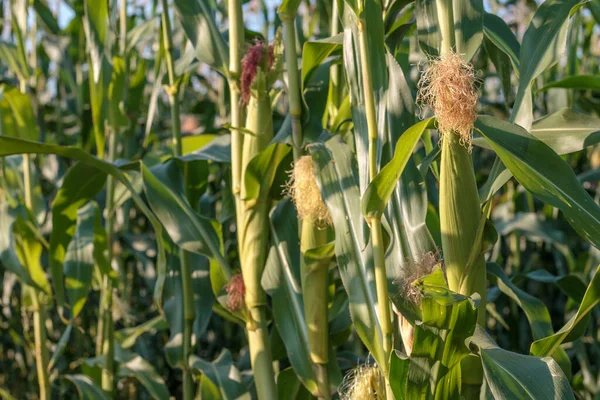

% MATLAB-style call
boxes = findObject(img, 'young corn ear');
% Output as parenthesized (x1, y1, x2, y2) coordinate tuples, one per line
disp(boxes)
(439, 127, 486, 398)
(300, 221, 331, 397)
(239, 41, 278, 400)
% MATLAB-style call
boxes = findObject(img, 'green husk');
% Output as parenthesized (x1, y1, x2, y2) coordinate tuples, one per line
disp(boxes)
(440, 133, 486, 396)
(239, 68, 277, 399)
(300, 220, 330, 397)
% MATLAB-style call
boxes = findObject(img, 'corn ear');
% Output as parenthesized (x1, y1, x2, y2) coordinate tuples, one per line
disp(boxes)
(440, 132, 486, 396)
(239, 70, 277, 399)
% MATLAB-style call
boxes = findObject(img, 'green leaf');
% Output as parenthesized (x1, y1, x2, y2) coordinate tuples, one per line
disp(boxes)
(310, 136, 386, 368)
(0, 41, 29, 81)
(470, 327, 574, 400)
(48, 324, 73, 371)
(529, 108, 600, 154)
(164, 250, 214, 368)
(475, 116, 600, 249)
(0, 136, 167, 308)
(64, 374, 109, 400)
(362, 118, 433, 219)
(0, 201, 34, 287)
(487, 263, 571, 376)
(276, 368, 314, 400)
(483, 36, 513, 107)
(538, 75, 600, 91)
(483, 13, 520, 72)
(173, 0, 229, 76)
(301, 34, 343, 89)
(243, 143, 290, 201)
(512, 0, 584, 129)
(342, 1, 387, 192)
(531, 264, 600, 358)
(0, 85, 39, 141)
(397, 268, 479, 398)
(141, 160, 230, 276)
(117, 349, 170, 400)
(189, 351, 248, 400)
(33, 0, 61, 35)
(262, 200, 318, 395)
(49, 162, 106, 313)
(115, 315, 168, 349)
(64, 202, 98, 319)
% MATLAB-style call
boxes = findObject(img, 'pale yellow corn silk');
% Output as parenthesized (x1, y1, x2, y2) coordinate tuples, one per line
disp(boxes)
(340, 364, 386, 400)
(395, 251, 443, 305)
(417, 52, 480, 150)
(285, 155, 332, 226)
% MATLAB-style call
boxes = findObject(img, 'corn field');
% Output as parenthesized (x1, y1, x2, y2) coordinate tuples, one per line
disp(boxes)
(1, 0, 600, 398)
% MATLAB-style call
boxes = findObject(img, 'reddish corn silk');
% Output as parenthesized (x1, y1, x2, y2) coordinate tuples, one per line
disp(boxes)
(240, 41, 275, 106)
(225, 273, 246, 312)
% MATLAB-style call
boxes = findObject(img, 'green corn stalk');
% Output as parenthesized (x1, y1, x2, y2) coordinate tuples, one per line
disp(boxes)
(14, 4, 50, 397)
(240, 61, 277, 400)
(228, 0, 245, 242)
(435, 0, 486, 396)
(356, 16, 393, 375)
(327, 0, 342, 125)
(160, 1, 195, 398)
(280, 3, 333, 394)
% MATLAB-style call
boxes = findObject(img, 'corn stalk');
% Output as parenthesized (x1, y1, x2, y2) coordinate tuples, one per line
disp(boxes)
(356, 17, 393, 373)
(160, 1, 195, 398)
(435, 0, 486, 397)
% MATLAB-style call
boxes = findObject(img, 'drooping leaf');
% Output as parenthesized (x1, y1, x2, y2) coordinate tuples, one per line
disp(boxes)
(470, 327, 574, 400)
(531, 264, 600, 358)
(475, 116, 600, 249)
(487, 263, 571, 376)
(0, 136, 167, 308)
(538, 75, 600, 92)
(141, 160, 229, 275)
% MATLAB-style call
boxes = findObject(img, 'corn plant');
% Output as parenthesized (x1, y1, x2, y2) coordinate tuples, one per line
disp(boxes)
(0, 0, 600, 399)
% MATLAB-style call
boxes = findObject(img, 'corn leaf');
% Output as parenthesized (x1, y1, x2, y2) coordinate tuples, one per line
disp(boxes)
(173, 0, 229, 77)
(470, 327, 574, 400)
(64, 202, 97, 319)
(0, 136, 168, 307)
(189, 351, 248, 400)
(531, 264, 600, 358)
(262, 199, 319, 395)
(310, 136, 386, 368)
(487, 263, 571, 377)
(475, 116, 600, 249)
(361, 118, 433, 219)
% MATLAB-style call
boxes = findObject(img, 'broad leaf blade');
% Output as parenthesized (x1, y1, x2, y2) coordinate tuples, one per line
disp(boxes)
(475, 116, 600, 249)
